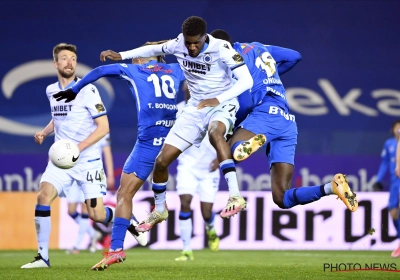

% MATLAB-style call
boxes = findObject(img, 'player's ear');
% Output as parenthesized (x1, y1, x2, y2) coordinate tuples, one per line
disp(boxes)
(53, 60, 58, 69)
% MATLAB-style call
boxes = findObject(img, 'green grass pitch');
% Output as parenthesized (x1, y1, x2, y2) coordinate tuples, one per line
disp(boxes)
(2, 249, 400, 279)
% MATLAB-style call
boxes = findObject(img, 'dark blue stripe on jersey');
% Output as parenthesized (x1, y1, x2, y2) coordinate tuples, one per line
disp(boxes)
(92, 112, 107, 119)
(87, 158, 100, 162)
(230, 62, 245, 71)
(179, 211, 192, 220)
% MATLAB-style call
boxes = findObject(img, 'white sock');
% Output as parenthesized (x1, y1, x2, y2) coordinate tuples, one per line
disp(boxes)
(74, 216, 91, 249)
(35, 216, 51, 260)
(153, 181, 168, 213)
(225, 171, 241, 197)
(179, 218, 192, 252)
(324, 182, 334, 195)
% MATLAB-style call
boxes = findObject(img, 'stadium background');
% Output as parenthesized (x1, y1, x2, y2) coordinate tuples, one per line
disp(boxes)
(0, 0, 399, 251)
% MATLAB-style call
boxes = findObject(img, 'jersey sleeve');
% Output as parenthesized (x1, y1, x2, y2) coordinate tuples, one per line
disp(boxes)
(161, 34, 181, 55)
(81, 85, 107, 119)
(172, 63, 186, 82)
(266, 45, 302, 76)
(218, 40, 246, 71)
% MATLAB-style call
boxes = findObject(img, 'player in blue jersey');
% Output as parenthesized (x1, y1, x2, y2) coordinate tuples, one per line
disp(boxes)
(211, 30, 358, 213)
(53, 43, 186, 270)
(375, 120, 400, 257)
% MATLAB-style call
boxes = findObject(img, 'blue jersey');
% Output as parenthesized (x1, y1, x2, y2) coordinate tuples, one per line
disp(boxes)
(71, 61, 185, 140)
(233, 42, 301, 112)
(377, 137, 400, 186)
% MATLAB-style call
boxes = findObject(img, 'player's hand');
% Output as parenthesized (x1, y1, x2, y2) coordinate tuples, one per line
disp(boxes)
(34, 131, 46, 145)
(53, 88, 77, 103)
(197, 98, 220, 109)
(100, 50, 122, 62)
(209, 158, 219, 172)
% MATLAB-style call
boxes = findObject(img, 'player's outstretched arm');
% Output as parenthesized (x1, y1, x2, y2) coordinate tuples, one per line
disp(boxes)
(100, 50, 122, 62)
(118, 43, 165, 60)
(53, 64, 122, 102)
(268, 46, 302, 76)
(34, 120, 54, 145)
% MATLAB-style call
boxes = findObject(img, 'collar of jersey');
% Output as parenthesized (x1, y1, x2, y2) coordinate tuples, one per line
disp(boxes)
(58, 76, 78, 90)
(200, 43, 209, 54)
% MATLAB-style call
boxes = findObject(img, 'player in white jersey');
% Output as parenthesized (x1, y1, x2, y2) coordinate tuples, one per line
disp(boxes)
(21, 43, 142, 269)
(175, 84, 220, 261)
(99, 16, 253, 232)
(66, 133, 115, 254)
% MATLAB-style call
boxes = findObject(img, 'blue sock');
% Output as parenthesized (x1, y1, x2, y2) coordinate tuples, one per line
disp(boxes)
(283, 185, 326, 209)
(103, 207, 115, 224)
(110, 217, 130, 250)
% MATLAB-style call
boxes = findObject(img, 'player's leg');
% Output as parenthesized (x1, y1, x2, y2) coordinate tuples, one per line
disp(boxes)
(136, 131, 190, 232)
(175, 194, 195, 261)
(208, 98, 246, 218)
(388, 185, 400, 257)
(175, 163, 196, 261)
(66, 184, 86, 254)
(79, 202, 97, 253)
(199, 170, 220, 251)
(21, 161, 70, 268)
(267, 119, 357, 211)
(108, 171, 148, 254)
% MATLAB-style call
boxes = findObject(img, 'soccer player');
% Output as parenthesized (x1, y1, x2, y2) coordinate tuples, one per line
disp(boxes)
(377, 120, 400, 257)
(96, 16, 253, 233)
(52, 45, 186, 270)
(21, 43, 139, 269)
(66, 133, 115, 254)
(175, 83, 220, 261)
(210, 30, 358, 213)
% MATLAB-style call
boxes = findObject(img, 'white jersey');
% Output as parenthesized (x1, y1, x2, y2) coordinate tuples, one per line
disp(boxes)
(162, 34, 245, 105)
(176, 101, 217, 168)
(46, 78, 107, 162)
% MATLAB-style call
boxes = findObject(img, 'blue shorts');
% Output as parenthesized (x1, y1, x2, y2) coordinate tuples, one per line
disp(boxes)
(388, 183, 400, 209)
(238, 101, 297, 168)
(123, 138, 163, 181)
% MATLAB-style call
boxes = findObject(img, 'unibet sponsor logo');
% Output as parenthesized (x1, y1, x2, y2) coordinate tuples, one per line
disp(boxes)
(52, 105, 73, 117)
(182, 61, 211, 75)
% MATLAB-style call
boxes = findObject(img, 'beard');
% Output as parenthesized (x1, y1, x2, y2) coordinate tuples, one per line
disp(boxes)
(58, 68, 75, 79)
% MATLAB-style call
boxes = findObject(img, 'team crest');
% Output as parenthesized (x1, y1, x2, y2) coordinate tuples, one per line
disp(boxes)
(232, 52, 244, 64)
(203, 53, 212, 63)
(95, 103, 105, 113)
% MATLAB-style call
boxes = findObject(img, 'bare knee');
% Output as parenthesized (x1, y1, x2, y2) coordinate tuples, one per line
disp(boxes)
(390, 208, 399, 220)
(154, 155, 169, 173)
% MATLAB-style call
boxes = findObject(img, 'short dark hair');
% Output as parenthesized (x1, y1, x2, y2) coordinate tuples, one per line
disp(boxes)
(210, 29, 233, 46)
(53, 43, 77, 62)
(391, 120, 400, 136)
(142, 40, 169, 63)
(182, 16, 206, 36)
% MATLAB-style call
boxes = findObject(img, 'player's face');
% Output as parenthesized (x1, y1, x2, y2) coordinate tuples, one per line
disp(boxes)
(393, 123, 400, 137)
(55, 50, 77, 79)
(183, 34, 206, 57)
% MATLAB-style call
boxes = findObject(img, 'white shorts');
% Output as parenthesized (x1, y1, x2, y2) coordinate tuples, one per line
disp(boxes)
(175, 164, 220, 203)
(66, 183, 85, 203)
(40, 159, 107, 200)
(165, 98, 239, 151)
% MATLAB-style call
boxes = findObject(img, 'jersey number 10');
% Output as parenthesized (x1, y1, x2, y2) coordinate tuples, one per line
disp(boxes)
(147, 74, 177, 99)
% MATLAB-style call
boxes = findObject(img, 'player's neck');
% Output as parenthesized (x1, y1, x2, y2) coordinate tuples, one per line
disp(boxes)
(58, 75, 76, 90)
